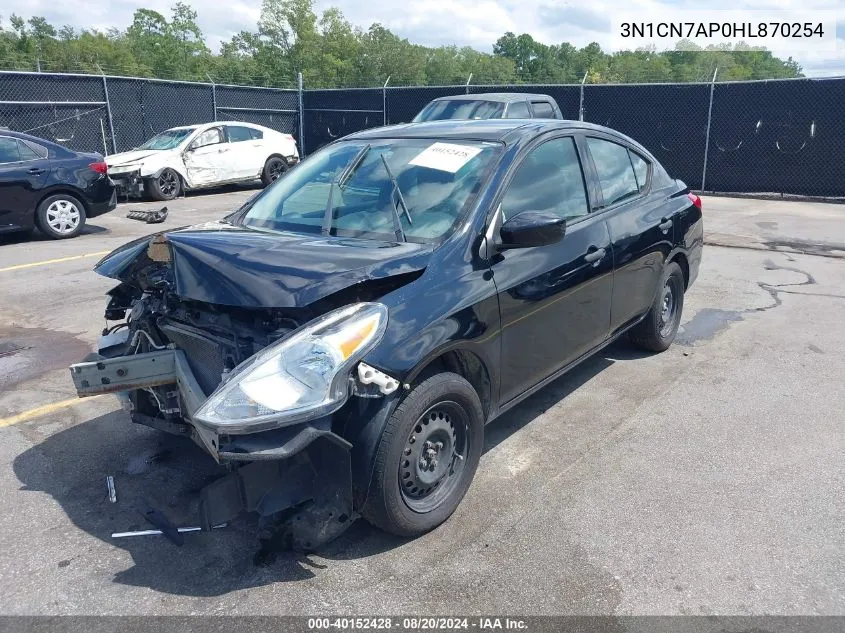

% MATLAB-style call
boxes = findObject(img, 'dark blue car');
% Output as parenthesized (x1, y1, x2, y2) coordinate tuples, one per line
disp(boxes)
(70, 119, 703, 549)
(0, 129, 116, 239)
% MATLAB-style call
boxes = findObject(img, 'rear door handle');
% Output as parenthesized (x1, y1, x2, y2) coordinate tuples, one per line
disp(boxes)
(28, 168, 44, 175)
(584, 247, 606, 264)
(659, 218, 673, 232)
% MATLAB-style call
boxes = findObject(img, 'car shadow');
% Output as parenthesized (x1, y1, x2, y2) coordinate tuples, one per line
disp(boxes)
(12, 340, 630, 596)
(0, 223, 108, 245)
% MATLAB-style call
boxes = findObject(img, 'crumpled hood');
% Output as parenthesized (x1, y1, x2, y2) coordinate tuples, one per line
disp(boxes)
(106, 149, 173, 167)
(94, 221, 433, 308)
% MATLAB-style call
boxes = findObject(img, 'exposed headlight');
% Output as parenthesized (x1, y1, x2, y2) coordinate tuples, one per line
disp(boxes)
(194, 302, 388, 432)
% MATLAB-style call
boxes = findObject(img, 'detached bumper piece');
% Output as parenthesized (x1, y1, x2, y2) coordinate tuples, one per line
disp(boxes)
(126, 206, 168, 224)
(69, 351, 355, 551)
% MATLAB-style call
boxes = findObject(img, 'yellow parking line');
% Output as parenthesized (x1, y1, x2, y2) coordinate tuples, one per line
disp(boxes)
(0, 395, 108, 428)
(0, 251, 110, 273)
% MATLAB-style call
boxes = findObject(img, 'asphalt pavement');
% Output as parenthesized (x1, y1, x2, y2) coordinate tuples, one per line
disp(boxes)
(0, 189, 843, 615)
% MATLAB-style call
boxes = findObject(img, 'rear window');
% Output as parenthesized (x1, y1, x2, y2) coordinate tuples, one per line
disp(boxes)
(18, 140, 45, 161)
(0, 137, 20, 163)
(249, 128, 263, 140)
(505, 101, 531, 119)
(414, 100, 505, 122)
(531, 101, 555, 118)
(628, 150, 650, 192)
(227, 126, 254, 143)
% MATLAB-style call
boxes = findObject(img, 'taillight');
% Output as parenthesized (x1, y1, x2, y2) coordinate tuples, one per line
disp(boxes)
(89, 161, 108, 174)
(687, 192, 702, 210)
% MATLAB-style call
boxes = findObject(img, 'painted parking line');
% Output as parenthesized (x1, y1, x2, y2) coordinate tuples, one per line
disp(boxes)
(0, 395, 108, 428)
(0, 251, 111, 273)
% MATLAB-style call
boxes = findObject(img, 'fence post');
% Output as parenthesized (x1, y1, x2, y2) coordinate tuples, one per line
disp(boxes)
(98, 66, 118, 155)
(701, 67, 719, 192)
(382, 76, 390, 126)
(465, 73, 473, 94)
(579, 71, 588, 121)
(297, 71, 305, 157)
(207, 74, 217, 120)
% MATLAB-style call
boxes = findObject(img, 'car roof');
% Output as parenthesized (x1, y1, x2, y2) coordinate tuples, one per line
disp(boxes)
(345, 119, 623, 146)
(428, 92, 557, 103)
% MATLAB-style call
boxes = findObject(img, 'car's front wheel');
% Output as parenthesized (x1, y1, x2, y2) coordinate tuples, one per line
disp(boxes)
(147, 168, 182, 201)
(362, 372, 484, 537)
(261, 156, 287, 187)
(36, 194, 86, 239)
(629, 261, 685, 352)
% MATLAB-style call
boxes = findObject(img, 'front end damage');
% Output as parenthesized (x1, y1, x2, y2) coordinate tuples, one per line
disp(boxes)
(69, 227, 429, 550)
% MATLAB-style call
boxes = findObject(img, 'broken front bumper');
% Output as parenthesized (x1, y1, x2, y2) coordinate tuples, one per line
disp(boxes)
(68, 344, 355, 548)
(108, 169, 144, 198)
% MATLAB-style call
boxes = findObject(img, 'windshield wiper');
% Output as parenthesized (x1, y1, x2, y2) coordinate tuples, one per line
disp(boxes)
(321, 144, 370, 237)
(380, 154, 411, 242)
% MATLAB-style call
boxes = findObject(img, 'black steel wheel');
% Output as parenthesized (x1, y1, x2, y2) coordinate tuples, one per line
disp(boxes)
(629, 261, 685, 352)
(147, 168, 182, 201)
(261, 157, 287, 187)
(399, 402, 469, 514)
(362, 372, 484, 537)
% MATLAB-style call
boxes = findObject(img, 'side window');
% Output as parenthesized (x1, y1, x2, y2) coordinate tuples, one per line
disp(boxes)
(586, 137, 640, 206)
(249, 128, 264, 140)
(18, 140, 44, 161)
(226, 126, 254, 143)
(0, 137, 21, 163)
(505, 101, 531, 119)
(628, 150, 650, 192)
(500, 137, 589, 222)
(191, 127, 223, 149)
(531, 101, 555, 118)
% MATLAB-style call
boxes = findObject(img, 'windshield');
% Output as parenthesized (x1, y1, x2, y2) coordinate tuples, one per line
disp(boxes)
(239, 138, 500, 243)
(413, 100, 505, 122)
(137, 128, 196, 150)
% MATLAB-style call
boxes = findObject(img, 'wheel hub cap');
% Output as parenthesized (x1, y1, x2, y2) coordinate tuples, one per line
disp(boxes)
(46, 200, 80, 233)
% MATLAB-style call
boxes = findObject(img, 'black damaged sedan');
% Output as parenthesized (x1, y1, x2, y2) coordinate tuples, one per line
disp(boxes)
(70, 119, 702, 548)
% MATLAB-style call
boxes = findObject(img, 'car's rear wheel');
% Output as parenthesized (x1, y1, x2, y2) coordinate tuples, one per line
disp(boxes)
(629, 261, 685, 352)
(147, 168, 182, 201)
(36, 194, 86, 239)
(261, 157, 287, 187)
(362, 372, 484, 537)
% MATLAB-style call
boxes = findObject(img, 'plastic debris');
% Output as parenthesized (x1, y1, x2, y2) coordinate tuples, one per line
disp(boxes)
(126, 207, 168, 224)
(106, 475, 117, 503)
(111, 524, 226, 539)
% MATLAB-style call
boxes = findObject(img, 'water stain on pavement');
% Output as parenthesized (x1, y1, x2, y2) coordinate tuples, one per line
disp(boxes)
(0, 326, 92, 393)
(679, 257, 817, 345)
(677, 309, 744, 345)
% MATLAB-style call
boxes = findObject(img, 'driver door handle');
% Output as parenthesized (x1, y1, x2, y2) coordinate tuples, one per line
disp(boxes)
(659, 218, 673, 232)
(584, 247, 606, 264)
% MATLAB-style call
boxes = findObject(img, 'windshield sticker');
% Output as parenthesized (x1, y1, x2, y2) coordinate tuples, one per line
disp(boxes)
(409, 143, 482, 173)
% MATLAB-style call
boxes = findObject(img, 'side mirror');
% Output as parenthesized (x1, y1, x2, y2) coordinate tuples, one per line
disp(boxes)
(499, 211, 566, 250)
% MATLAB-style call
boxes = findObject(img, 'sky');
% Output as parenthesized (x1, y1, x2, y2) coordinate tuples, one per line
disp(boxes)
(4, 0, 844, 76)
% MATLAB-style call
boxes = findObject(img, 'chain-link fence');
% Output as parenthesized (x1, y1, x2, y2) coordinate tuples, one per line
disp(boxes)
(1, 70, 843, 196)
(305, 76, 845, 197)
(0, 71, 299, 156)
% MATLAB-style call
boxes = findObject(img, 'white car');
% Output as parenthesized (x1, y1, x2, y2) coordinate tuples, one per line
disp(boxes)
(106, 121, 300, 201)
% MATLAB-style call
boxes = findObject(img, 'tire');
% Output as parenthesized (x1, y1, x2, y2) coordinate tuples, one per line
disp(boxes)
(361, 372, 484, 537)
(146, 168, 182, 201)
(261, 156, 287, 187)
(35, 193, 86, 239)
(629, 261, 685, 352)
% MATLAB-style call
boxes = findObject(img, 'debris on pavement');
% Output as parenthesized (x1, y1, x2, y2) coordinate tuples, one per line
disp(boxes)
(106, 475, 117, 503)
(111, 524, 227, 539)
(126, 207, 168, 224)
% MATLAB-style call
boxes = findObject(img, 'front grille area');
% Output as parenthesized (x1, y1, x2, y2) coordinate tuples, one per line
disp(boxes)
(158, 322, 226, 395)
